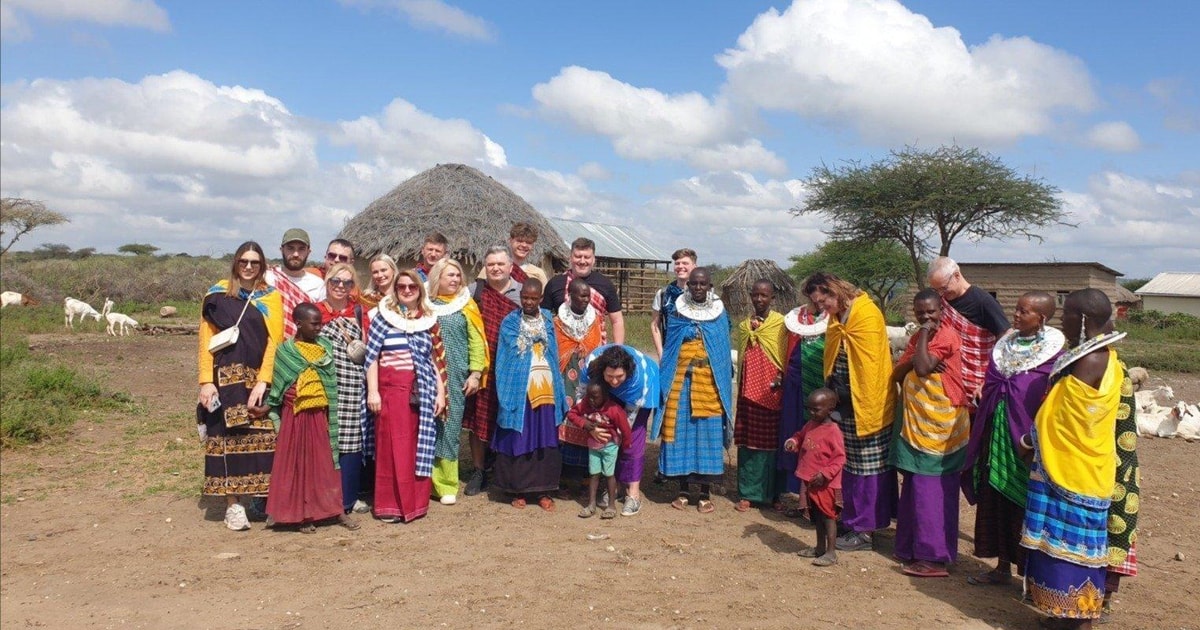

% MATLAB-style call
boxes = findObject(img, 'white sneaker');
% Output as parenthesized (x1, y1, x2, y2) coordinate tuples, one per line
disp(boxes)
(352, 499, 371, 514)
(439, 495, 457, 506)
(224, 504, 250, 531)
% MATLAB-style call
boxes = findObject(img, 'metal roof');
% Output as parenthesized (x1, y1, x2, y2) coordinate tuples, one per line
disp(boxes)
(958, 261, 1123, 277)
(546, 218, 669, 262)
(1135, 272, 1200, 297)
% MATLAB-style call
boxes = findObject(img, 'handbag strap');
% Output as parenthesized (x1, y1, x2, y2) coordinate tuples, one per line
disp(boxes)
(232, 291, 253, 327)
(354, 303, 366, 341)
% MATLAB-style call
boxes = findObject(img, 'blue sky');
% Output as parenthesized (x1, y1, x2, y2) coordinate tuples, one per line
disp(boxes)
(2, 0, 1197, 278)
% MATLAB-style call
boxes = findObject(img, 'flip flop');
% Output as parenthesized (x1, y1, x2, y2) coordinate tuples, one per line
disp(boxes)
(812, 555, 838, 567)
(734, 499, 752, 512)
(902, 561, 949, 578)
(671, 495, 689, 511)
(797, 548, 821, 558)
(511, 497, 527, 509)
(337, 516, 361, 531)
(537, 496, 556, 512)
(600, 508, 617, 519)
(298, 523, 317, 534)
(697, 499, 715, 514)
(967, 571, 1012, 586)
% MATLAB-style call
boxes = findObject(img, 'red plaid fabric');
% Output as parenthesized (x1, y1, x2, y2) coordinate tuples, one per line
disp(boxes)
(734, 398, 781, 450)
(1110, 542, 1137, 577)
(269, 267, 309, 339)
(467, 284, 518, 441)
(940, 297, 996, 400)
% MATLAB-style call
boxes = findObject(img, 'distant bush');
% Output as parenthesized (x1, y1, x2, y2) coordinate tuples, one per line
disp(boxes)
(1127, 309, 1200, 334)
(0, 254, 228, 304)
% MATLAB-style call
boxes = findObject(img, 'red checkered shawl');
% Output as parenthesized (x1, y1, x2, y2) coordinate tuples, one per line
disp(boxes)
(269, 266, 310, 339)
(940, 297, 997, 401)
(472, 282, 519, 428)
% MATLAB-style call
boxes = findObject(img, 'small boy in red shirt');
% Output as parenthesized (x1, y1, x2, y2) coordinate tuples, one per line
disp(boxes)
(784, 387, 845, 566)
(567, 382, 632, 519)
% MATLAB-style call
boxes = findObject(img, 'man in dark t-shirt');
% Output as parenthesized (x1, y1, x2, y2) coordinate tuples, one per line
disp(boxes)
(927, 257, 1010, 400)
(542, 237, 624, 345)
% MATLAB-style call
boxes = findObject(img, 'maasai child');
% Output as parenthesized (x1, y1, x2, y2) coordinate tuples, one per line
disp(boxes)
(784, 387, 845, 567)
(778, 304, 827, 504)
(890, 288, 970, 577)
(567, 382, 633, 519)
(258, 303, 359, 533)
(555, 278, 606, 493)
(734, 279, 789, 512)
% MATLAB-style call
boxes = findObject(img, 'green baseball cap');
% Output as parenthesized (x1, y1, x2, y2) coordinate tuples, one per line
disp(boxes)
(281, 228, 310, 247)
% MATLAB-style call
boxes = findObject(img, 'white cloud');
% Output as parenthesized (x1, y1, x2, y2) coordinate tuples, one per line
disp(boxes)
(533, 66, 785, 175)
(577, 161, 611, 181)
(1083, 121, 1141, 152)
(717, 0, 1096, 145)
(331, 97, 507, 169)
(336, 0, 494, 41)
(1, 0, 168, 36)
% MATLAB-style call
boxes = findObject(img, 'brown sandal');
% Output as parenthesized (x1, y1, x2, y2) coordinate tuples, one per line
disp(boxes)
(670, 495, 689, 511)
(734, 499, 752, 512)
(537, 496, 556, 512)
(697, 499, 715, 514)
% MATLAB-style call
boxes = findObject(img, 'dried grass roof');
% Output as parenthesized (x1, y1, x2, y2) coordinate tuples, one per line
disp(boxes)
(719, 259, 802, 320)
(339, 163, 569, 268)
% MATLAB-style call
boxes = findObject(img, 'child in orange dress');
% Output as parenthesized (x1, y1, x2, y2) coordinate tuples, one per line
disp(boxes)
(784, 387, 845, 566)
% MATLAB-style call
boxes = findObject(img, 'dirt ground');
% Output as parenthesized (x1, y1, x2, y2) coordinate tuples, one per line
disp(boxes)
(2, 333, 1198, 629)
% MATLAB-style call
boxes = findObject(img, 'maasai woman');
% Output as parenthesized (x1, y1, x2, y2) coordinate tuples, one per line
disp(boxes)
(890, 289, 972, 578)
(426, 258, 487, 505)
(196, 241, 284, 531)
(656, 268, 733, 514)
(365, 269, 446, 523)
(733, 279, 789, 512)
(802, 272, 896, 552)
(778, 304, 827, 499)
(316, 263, 372, 514)
(492, 278, 569, 511)
(963, 292, 1063, 586)
(581, 344, 660, 516)
(555, 278, 606, 486)
(1019, 289, 1124, 629)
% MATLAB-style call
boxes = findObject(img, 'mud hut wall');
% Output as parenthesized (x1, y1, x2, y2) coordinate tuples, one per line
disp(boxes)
(593, 257, 670, 314)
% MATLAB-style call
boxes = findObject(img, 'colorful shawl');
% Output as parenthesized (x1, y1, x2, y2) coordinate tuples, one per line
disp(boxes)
(555, 304, 604, 396)
(1037, 349, 1122, 502)
(318, 308, 367, 454)
(494, 309, 569, 433)
(1108, 363, 1139, 574)
(267, 267, 311, 339)
(201, 281, 284, 387)
(735, 310, 788, 392)
(473, 281, 519, 425)
(822, 293, 894, 437)
(940, 297, 997, 400)
(431, 291, 486, 461)
(653, 296, 733, 445)
(580, 344, 660, 410)
(364, 314, 443, 478)
(564, 270, 609, 344)
(265, 337, 340, 465)
(657, 282, 684, 322)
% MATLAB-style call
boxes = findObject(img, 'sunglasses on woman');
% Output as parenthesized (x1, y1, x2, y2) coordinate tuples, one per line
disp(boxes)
(237, 259, 262, 268)
(329, 278, 355, 288)
(395, 283, 419, 293)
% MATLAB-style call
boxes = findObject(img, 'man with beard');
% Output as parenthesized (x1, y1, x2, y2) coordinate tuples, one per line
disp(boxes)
(266, 228, 326, 338)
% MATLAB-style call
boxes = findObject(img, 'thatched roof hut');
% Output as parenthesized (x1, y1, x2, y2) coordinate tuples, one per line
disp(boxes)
(339, 163, 569, 270)
(719, 259, 801, 320)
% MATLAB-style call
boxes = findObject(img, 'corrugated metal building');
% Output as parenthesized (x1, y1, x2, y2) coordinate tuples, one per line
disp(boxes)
(546, 218, 670, 313)
(1135, 272, 1200, 316)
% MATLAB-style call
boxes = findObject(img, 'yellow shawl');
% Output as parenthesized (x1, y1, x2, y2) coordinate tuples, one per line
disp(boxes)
(1035, 350, 1121, 499)
(823, 293, 895, 437)
(736, 310, 787, 382)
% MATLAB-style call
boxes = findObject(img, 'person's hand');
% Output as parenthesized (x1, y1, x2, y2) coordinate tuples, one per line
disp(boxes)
(1016, 434, 1035, 466)
(367, 390, 382, 414)
(463, 372, 481, 396)
(247, 381, 268, 408)
(589, 425, 611, 443)
(246, 405, 270, 419)
(810, 471, 827, 488)
(197, 424, 207, 441)
(198, 383, 218, 409)
(783, 438, 798, 452)
(434, 391, 446, 417)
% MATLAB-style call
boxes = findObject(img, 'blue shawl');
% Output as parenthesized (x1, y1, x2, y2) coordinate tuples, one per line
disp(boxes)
(581, 344, 660, 410)
(495, 308, 569, 433)
(364, 316, 440, 477)
(653, 305, 734, 444)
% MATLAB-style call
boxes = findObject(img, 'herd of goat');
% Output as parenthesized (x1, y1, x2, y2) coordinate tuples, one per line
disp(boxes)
(2, 290, 1198, 439)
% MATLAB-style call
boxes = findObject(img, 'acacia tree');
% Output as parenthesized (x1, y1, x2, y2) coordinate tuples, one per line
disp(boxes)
(1, 198, 69, 256)
(118, 243, 160, 256)
(788, 239, 913, 309)
(794, 145, 1066, 287)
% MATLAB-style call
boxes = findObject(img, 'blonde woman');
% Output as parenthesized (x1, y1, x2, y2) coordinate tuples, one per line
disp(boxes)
(359, 253, 399, 311)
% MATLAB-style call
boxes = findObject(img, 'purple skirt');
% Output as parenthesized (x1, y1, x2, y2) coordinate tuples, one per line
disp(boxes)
(841, 469, 897, 532)
(895, 471, 959, 564)
(1025, 550, 1105, 620)
(615, 411, 649, 485)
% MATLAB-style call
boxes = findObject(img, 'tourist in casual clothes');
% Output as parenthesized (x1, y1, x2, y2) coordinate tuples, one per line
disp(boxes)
(196, 241, 284, 531)
(542, 237, 624, 344)
(414, 232, 448, 282)
(365, 269, 447, 523)
(733, 279, 789, 512)
(1019, 289, 1124, 628)
(257, 303, 360, 533)
(890, 289, 972, 578)
(962, 292, 1063, 586)
(554, 278, 606, 488)
(360, 253, 399, 312)
(778, 304, 827, 502)
(464, 245, 522, 496)
(266, 228, 326, 338)
(784, 387, 844, 566)
(650, 248, 697, 358)
(316, 263, 372, 514)
(927, 257, 1010, 403)
(656, 268, 733, 514)
(426, 258, 487, 505)
(802, 272, 896, 552)
(491, 278, 569, 511)
(581, 344, 660, 516)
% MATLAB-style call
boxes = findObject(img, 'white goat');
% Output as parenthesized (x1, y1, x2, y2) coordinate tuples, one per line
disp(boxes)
(1134, 385, 1174, 411)
(1127, 366, 1150, 391)
(64, 297, 102, 328)
(1175, 402, 1200, 441)
(105, 312, 138, 336)
(887, 322, 919, 357)
(1137, 401, 1180, 438)
(2, 291, 36, 308)
(101, 298, 114, 317)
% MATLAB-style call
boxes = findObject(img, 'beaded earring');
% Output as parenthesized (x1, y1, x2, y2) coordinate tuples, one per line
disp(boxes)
(1078, 313, 1088, 346)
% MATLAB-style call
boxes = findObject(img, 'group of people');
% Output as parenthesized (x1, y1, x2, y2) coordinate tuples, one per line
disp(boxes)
(196, 226, 1135, 628)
